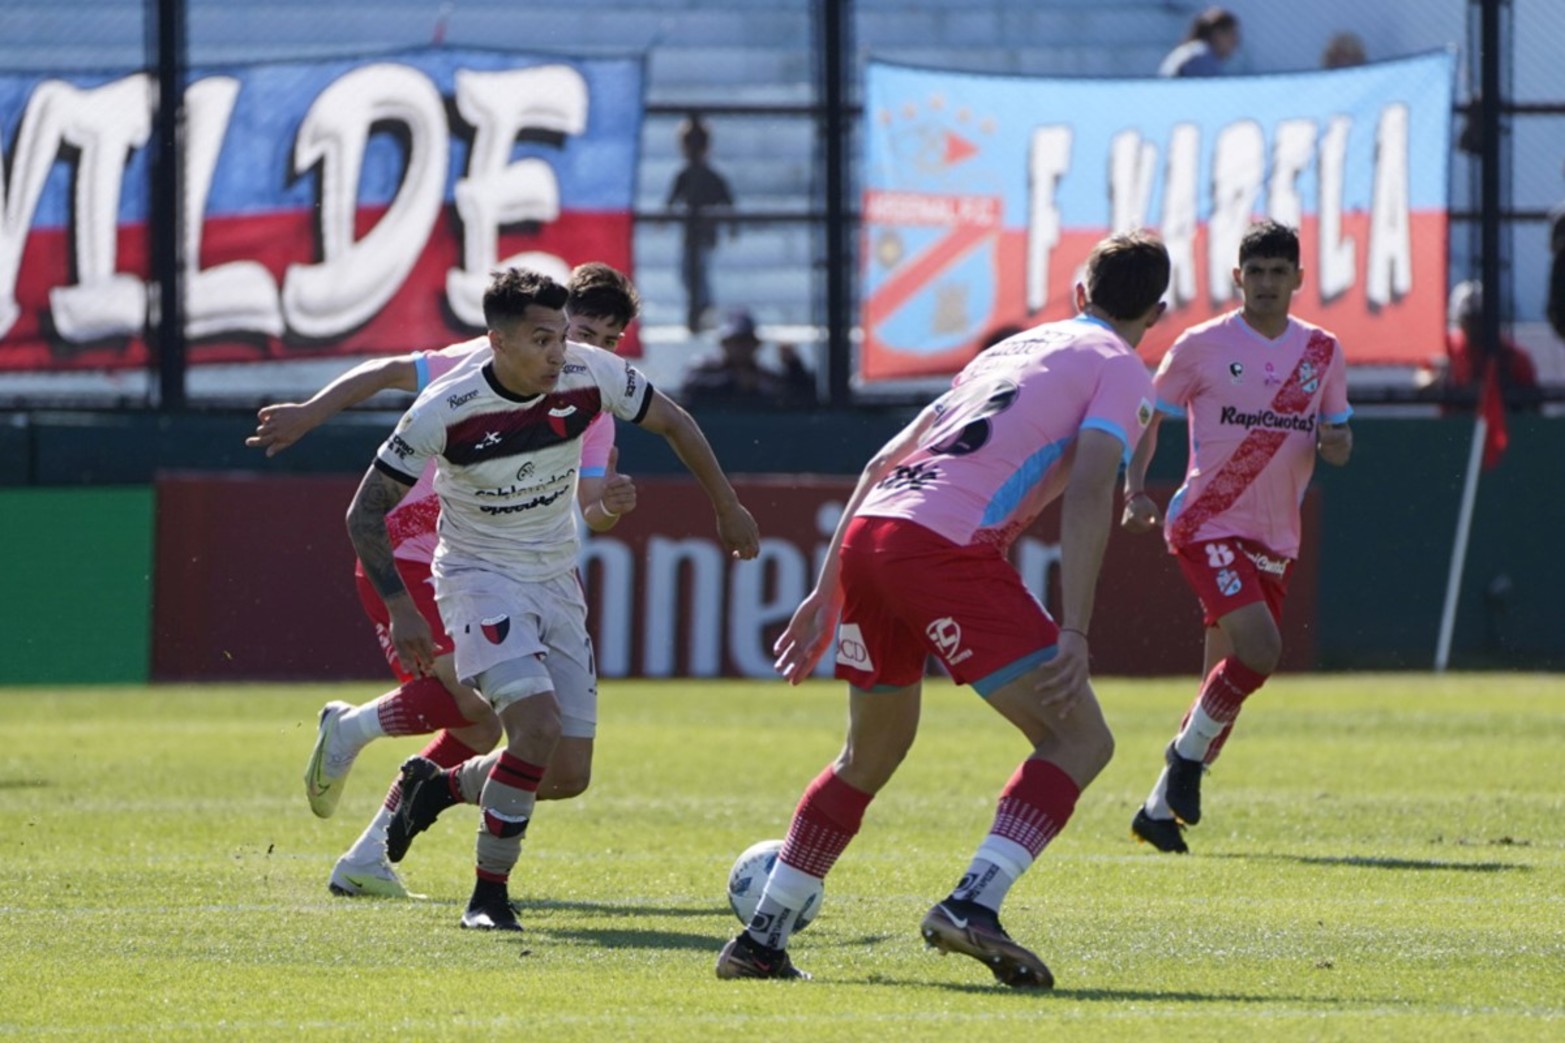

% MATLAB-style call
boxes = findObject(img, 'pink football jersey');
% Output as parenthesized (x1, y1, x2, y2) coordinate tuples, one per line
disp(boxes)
(1156, 311, 1352, 559)
(857, 316, 1155, 550)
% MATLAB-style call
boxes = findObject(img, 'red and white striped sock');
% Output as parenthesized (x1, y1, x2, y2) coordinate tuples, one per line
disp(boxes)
(749, 766, 873, 949)
(375, 676, 470, 737)
(1174, 657, 1269, 763)
(953, 758, 1080, 913)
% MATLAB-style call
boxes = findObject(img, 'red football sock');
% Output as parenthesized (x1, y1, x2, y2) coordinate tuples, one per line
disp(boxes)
(989, 758, 1080, 858)
(1197, 656, 1270, 722)
(375, 676, 470, 737)
(778, 766, 874, 879)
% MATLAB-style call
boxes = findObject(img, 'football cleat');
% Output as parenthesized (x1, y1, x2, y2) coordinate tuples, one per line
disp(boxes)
(460, 882, 523, 932)
(920, 899, 1054, 989)
(1131, 807, 1189, 854)
(304, 701, 357, 819)
(715, 932, 810, 980)
(385, 756, 456, 863)
(328, 853, 415, 898)
(1163, 742, 1206, 825)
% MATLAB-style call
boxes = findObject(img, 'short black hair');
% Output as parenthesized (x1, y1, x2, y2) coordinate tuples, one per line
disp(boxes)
(1187, 6, 1238, 42)
(1238, 220, 1301, 267)
(567, 262, 641, 327)
(483, 267, 569, 328)
(1084, 230, 1171, 320)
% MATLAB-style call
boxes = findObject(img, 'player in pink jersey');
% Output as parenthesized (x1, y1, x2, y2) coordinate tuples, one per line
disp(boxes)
(246, 263, 641, 897)
(1121, 221, 1353, 854)
(715, 232, 1170, 986)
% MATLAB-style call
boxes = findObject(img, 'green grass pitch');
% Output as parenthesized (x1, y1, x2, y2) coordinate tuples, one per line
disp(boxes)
(1, 674, 1561, 1040)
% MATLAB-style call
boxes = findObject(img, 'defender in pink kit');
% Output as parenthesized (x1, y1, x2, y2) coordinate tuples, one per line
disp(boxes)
(715, 231, 1170, 988)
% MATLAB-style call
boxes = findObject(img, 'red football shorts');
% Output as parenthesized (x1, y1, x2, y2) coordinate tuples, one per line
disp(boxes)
(354, 557, 456, 682)
(1174, 537, 1293, 628)
(833, 516, 1058, 696)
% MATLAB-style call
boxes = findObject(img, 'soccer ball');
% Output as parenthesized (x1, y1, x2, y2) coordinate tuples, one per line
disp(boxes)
(726, 838, 823, 934)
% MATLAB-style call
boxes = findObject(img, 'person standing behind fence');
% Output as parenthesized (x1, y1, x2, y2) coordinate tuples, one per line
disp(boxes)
(666, 114, 736, 334)
(1159, 7, 1241, 78)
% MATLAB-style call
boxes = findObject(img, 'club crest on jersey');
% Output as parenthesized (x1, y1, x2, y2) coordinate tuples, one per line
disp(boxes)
(1228, 362, 1244, 384)
(1298, 360, 1320, 394)
(1263, 362, 1282, 387)
(480, 615, 511, 645)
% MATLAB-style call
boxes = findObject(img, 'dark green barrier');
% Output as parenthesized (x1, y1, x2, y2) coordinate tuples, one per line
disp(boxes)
(1, 487, 153, 683)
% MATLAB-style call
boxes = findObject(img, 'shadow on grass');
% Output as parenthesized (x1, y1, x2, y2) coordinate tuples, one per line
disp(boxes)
(849, 977, 1310, 1003)
(1219, 853, 1528, 873)
(538, 926, 718, 951)
(521, 898, 730, 919)
(0, 778, 49, 790)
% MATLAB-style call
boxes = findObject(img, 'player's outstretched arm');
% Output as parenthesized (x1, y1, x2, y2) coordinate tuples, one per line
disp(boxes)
(637, 390, 759, 559)
(1121, 412, 1164, 533)
(579, 447, 637, 533)
(246, 356, 421, 457)
(1032, 428, 1122, 715)
(771, 406, 938, 684)
(345, 465, 433, 676)
(1317, 422, 1353, 466)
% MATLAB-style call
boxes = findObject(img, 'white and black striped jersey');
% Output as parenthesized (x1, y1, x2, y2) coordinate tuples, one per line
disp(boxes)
(374, 342, 653, 581)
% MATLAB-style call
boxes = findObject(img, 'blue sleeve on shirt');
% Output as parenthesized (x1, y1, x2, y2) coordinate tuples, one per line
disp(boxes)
(1081, 417, 1133, 465)
(413, 354, 430, 392)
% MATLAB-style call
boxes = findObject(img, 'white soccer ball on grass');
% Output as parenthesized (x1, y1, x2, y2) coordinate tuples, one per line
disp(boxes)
(726, 838, 823, 934)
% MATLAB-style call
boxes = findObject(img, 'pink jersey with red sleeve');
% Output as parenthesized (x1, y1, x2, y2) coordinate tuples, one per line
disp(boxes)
(857, 316, 1155, 550)
(1157, 311, 1352, 559)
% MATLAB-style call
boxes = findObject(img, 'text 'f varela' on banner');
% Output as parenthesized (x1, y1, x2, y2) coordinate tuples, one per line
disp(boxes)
(859, 51, 1456, 382)
(0, 48, 644, 373)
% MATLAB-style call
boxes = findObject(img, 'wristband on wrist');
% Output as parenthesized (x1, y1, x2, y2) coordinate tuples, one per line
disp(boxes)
(598, 503, 620, 521)
(1061, 627, 1088, 640)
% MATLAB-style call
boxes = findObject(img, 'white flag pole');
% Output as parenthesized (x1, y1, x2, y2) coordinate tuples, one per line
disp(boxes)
(1435, 413, 1488, 671)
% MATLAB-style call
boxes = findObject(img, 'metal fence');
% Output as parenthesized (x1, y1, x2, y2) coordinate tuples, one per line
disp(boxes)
(0, 0, 1561, 411)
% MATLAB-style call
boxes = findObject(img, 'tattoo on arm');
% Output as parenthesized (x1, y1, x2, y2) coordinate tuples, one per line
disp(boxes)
(346, 468, 412, 600)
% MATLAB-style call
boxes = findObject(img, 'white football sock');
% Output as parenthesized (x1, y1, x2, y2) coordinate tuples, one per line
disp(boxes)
(337, 701, 388, 747)
(747, 860, 822, 950)
(1174, 703, 1226, 762)
(951, 836, 1032, 913)
(1143, 765, 1174, 818)
(342, 806, 394, 863)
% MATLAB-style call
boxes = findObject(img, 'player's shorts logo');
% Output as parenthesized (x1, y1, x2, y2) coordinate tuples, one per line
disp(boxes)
(1205, 542, 1236, 568)
(480, 615, 511, 645)
(1216, 568, 1242, 597)
(924, 616, 973, 665)
(835, 623, 874, 670)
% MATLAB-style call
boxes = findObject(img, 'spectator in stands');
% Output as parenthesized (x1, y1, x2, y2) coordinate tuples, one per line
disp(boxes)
(680, 309, 816, 410)
(1321, 32, 1368, 69)
(666, 114, 737, 334)
(1419, 280, 1541, 412)
(1158, 7, 1241, 78)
